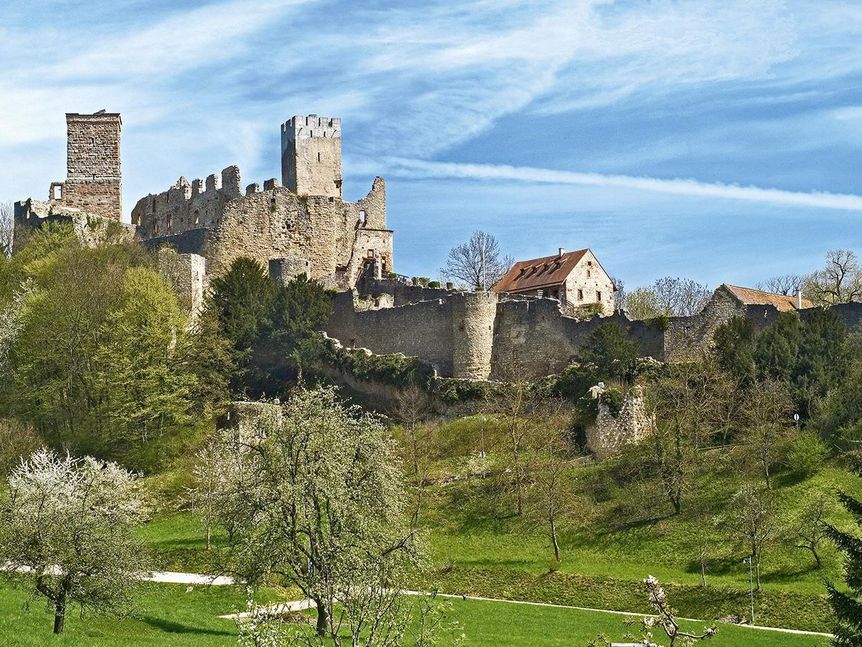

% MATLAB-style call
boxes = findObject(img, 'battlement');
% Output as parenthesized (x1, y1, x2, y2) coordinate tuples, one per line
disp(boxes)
(132, 165, 284, 236)
(281, 114, 343, 198)
(280, 114, 341, 140)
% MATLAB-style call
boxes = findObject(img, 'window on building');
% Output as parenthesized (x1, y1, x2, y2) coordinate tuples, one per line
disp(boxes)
(317, 152, 321, 162)
(586, 269, 591, 278)
(166, 214, 173, 231)
(597, 290, 602, 302)
(359, 209, 367, 225)
(194, 210, 200, 226)
(367, 249, 375, 259)
(537, 289, 544, 298)
(577, 289, 583, 300)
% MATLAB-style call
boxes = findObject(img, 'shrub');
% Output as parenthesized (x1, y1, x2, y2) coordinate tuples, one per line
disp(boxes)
(428, 280, 441, 288)
(785, 431, 828, 478)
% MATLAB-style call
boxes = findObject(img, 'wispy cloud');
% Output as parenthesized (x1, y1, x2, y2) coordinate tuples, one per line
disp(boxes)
(384, 158, 862, 212)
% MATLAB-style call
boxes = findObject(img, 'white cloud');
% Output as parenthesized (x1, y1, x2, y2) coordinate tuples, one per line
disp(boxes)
(383, 158, 862, 212)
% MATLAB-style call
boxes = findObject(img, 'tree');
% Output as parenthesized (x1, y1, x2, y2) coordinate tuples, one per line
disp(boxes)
(530, 428, 571, 564)
(579, 323, 638, 383)
(634, 576, 717, 646)
(93, 267, 198, 463)
(442, 230, 512, 291)
(740, 379, 793, 489)
(392, 383, 432, 477)
(0, 449, 147, 634)
(723, 484, 774, 591)
(624, 286, 664, 320)
(0, 201, 13, 257)
(647, 362, 729, 514)
(758, 273, 803, 296)
(209, 388, 418, 640)
(713, 316, 757, 384)
(788, 492, 833, 569)
(803, 249, 862, 306)
(825, 467, 862, 644)
(625, 277, 711, 319)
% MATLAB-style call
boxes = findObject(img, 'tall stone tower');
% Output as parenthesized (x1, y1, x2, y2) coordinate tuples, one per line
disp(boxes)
(280, 115, 342, 198)
(61, 111, 122, 221)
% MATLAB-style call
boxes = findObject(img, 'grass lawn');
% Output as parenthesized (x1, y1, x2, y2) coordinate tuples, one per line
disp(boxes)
(138, 456, 853, 633)
(0, 580, 829, 646)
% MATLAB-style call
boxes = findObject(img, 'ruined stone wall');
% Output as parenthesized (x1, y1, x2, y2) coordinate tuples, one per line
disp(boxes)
(60, 112, 122, 221)
(586, 388, 654, 460)
(357, 278, 455, 306)
(133, 168, 390, 285)
(327, 290, 456, 376)
(281, 115, 342, 198)
(13, 199, 135, 252)
(490, 299, 664, 379)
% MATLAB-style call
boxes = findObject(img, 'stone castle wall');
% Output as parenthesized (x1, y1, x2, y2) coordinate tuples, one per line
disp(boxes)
(326, 281, 862, 381)
(134, 168, 391, 287)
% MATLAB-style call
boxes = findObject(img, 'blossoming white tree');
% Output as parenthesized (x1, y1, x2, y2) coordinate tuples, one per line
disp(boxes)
(207, 387, 420, 644)
(0, 449, 148, 634)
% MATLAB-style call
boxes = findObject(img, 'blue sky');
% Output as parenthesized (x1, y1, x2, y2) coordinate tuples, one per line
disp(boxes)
(2, 0, 861, 289)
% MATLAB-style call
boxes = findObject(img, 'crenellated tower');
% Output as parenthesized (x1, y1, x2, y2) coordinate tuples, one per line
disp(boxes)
(280, 115, 342, 198)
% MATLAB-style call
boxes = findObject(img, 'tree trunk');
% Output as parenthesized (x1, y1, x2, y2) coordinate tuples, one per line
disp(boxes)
(53, 597, 66, 635)
(315, 598, 328, 637)
(550, 516, 561, 562)
(812, 547, 821, 569)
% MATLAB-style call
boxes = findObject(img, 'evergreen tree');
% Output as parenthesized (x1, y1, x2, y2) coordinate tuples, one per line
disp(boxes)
(825, 471, 862, 645)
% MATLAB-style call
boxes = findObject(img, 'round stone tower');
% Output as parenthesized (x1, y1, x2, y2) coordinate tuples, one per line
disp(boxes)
(451, 291, 498, 380)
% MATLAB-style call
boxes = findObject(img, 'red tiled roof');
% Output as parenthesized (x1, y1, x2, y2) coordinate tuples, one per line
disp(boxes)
(493, 250, 589, 293)
(723, 284, 813, 311)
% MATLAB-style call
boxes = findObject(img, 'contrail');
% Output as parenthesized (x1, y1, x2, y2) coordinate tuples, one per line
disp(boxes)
(384, 158, 862, 212)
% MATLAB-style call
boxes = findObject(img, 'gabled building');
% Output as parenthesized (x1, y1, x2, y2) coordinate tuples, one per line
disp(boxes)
(492, 248, 616, 316)
(720, 284, 812, 312)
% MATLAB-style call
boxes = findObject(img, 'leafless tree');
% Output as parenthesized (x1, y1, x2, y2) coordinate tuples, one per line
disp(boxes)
(803, 249, 862, 305)
(787, 492, 833, 569)
(740, 379, 793, 489)
(442, 230, 513, 291)
(723, 484, 775, 591)
(758, 273, 803, 296)
(625, 277, 711, 319)
(392, 384, 432, 477)
(636, 576, 718, 646)
(653, 276, 711, 316)
(0, 202, 14, 257)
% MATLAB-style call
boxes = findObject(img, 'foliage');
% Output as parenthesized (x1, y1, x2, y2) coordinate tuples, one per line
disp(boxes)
(207, 259, 334, 396)
(0, 449, 148, 634)
(713, 316, 756, 384)
(579, 323, 639, 383)
(825, 465, 862, 645)
(738, 379, 794, 489)
(442, 230, 513, 291)
(625, 277, 711, 318)
(207, 387, 419, 640)
(785, 431, 828, 479)
(0, 419, 42, 477)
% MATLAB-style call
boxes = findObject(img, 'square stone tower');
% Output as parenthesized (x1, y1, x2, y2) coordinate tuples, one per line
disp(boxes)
(281, 115, 342, 198)
(60, 111, 123, 221)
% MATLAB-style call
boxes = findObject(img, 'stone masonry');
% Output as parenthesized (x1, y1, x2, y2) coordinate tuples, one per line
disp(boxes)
(132, 116, 392, 288)
(56, 111, 122, 221)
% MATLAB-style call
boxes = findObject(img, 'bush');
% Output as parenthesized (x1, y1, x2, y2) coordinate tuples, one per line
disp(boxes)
(785, 431, 828, 478)
(428, 280, 441, 288)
